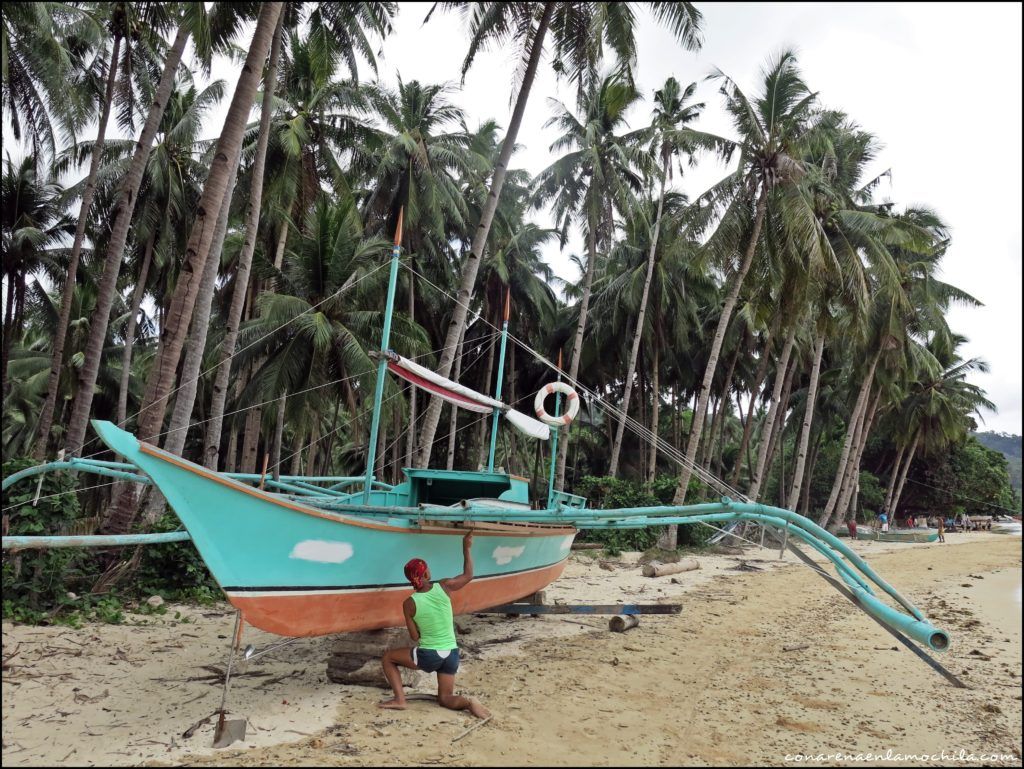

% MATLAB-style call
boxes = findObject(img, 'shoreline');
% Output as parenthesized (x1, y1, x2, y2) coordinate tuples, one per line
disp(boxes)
(3, 533, 1021, 766)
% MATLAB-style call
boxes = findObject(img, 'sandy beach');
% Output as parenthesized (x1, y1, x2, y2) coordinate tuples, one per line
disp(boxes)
(3, 531, 1020, 767)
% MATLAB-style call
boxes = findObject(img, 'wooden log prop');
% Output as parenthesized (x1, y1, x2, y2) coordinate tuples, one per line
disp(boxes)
(327, 628, 425, 688)
(477, 603, 681, 616)
(642, 558, 700, 578)
(571, 542, 604, 550)
(609, 615, 640, 632)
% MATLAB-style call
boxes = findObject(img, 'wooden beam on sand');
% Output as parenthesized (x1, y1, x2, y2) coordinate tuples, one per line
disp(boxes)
(476, 604, 681, 616)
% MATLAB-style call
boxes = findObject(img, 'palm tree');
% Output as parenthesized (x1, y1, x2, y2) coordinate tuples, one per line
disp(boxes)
(62, 3, 209, 455)
(232, 195, 428, 475)
(414, 1, 703, 468)
(99, 2, 284, 535)
(33, 3, 191, 458)
(1, 2, 100, 162)
(127, 3, 283, 451)
(2, 155, 71, 399)
(608, 77, 703, 476)
(669, 50, 822, 518)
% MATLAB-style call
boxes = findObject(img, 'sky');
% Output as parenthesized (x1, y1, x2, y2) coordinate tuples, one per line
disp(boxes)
(366, 1, 1023, 435)
(5, 3, 1021, 434)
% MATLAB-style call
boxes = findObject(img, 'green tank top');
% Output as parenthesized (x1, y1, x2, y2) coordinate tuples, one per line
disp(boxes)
(411, 583, 457, 650)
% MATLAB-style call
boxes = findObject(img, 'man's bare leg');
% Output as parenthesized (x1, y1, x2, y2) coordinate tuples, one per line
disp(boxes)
(437, 672, 490, 719)
(378, 648, 416, 709)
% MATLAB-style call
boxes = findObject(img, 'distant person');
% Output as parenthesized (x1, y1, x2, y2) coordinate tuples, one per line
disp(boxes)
(879, 511, 889, 533)
(847, 517, 858, 539)
(937, 516, 945, 543)
(907, 515, 915, 529)
(378, 532, 490, 719)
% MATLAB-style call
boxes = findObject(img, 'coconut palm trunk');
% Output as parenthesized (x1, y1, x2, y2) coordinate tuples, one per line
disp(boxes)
(747, 324, 798, 500)
(882, 440, 908, 515)
(729, 327, 774, 486)
(203, 12, 283, 469)
(137, 178, 238, 526)
(836, 391, 880, 522)
(672, 189, 768, 506)
(64, 22, 190, 455)
(818, 350, 881, 526)
(608, 168, 668, 477)
(888, 431, 921, 519)
(554, 210, 601, 490)
(33, 33, 122, 459)
(415, 1, 555, 468)
(646, 343, 660, 485)
(132, 2, 283, 452)
(786, 329, 824, 510)
(445, 322, 467, 470)
(115, 233, 155, 426)
(162, 149, 242, 457)
(271, 391, 287, 480)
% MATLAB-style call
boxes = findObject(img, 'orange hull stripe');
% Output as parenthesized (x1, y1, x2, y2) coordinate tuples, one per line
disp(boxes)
(227, 560, 568, 637)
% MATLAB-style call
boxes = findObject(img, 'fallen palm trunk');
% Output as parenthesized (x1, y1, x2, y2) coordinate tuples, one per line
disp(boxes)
(642, 559, 700, 577)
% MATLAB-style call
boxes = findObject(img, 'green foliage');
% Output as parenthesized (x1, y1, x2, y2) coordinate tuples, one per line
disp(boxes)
(1, 458, 98, 618)
(903, 436, 1018, 517)
(856, 470, 884, 519)
(2, 460, 219, 625)
(572, 475, 710, 554)
(973, 431, 1022, 494)
(134, 512, 219, 601)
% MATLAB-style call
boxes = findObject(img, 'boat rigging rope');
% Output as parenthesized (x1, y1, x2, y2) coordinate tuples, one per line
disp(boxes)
(70, 261, 392, 461)
(403, 263, 750, 503)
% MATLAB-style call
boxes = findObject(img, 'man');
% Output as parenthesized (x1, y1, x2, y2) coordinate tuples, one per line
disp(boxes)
(378, 531, 490, 719)
(847, 517, 858, 539)
(937, 515, 946, 543)
(879, 511, 889, 533)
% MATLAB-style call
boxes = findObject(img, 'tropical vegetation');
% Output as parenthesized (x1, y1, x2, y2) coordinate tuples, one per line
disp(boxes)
(2, 2, 1016, 619)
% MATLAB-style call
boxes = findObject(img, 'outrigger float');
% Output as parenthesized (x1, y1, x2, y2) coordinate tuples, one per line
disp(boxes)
(3, 210, 960, 706)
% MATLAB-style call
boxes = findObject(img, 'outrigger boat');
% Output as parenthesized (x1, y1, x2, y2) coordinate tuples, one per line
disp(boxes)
(3, 211, 955, 662)
(856, 526, 940, 544)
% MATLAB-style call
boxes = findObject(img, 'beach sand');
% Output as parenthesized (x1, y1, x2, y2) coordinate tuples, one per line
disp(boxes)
(3, 532, 1020, 766)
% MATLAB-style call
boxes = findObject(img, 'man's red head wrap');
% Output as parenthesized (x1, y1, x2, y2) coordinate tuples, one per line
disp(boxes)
(404, 558, 428, 590)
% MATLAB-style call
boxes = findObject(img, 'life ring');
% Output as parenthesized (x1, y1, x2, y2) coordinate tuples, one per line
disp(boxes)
(534, 382, 580, 426)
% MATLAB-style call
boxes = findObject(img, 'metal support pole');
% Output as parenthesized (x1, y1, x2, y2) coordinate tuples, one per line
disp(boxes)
(213, 610, 248, 747)
(364, 210, 404, 502)
(779, 523, 790, 559)
(487, 288, 511, 472)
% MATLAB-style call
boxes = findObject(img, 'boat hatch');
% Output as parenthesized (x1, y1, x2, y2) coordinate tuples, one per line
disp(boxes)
(403, 468, 511, 506)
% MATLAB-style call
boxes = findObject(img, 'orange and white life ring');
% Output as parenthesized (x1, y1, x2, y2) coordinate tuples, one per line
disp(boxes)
(534, 382, 580, 426)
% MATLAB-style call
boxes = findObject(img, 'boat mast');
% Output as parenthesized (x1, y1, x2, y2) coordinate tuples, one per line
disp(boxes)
(545, 350, 563, 507)
(486, 287, 511, 472)
(363, 209, 404, 502)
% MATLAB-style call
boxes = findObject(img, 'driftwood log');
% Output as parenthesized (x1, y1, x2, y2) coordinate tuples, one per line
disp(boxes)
(327, 628, 425, 688)
(609, 615, 640, 632)
(642, 558, 700, 578)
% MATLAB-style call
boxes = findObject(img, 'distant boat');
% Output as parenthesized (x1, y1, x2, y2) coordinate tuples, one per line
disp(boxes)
(856, 526, 939, 544)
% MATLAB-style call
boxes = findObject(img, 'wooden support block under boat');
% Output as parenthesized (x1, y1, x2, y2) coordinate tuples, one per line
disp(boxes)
(326, 628, 425, 688)
(609, 615, 640, 632)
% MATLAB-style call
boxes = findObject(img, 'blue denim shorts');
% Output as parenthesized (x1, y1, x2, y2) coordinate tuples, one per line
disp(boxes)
(413, 647, 460, 675)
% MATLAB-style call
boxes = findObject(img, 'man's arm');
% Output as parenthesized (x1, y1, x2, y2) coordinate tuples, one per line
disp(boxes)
(402, 597, 420, 643)
(441, 532, 474, 592)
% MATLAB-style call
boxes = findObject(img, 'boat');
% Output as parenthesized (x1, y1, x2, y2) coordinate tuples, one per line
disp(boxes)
(856, 526, 939, 544)
(1, 211, 953, 657)
(88, 419, 576, 637)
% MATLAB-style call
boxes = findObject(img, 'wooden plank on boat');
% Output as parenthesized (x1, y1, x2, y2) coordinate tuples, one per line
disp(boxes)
(476, 604, 681, 616)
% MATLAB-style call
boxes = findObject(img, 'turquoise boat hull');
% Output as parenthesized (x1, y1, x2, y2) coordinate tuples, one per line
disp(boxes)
(92, 421, 575, 637)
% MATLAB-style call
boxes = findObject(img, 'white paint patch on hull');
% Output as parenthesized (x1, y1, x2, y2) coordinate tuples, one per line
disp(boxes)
(289, 540, 354, 564)
(492, 545, 525, 565)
